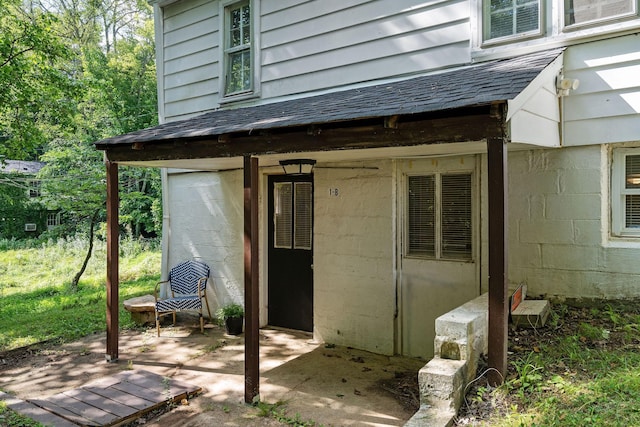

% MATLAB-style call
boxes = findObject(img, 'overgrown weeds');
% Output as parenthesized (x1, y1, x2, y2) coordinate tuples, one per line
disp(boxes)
(0, 238, 160, 352)
(457, 302, 640, 426)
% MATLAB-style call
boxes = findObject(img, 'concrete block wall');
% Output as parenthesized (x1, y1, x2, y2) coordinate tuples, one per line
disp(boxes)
(507, 145, 640, 300)
(313, 160, 396, 355)
(166, 170, 245, 314)
(406, 293, 488, 426)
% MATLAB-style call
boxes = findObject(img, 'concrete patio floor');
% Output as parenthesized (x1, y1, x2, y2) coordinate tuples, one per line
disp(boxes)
(0, 315, 425, 426)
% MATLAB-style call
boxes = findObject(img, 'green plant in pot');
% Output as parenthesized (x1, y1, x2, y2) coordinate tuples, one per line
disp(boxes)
(216, 303, 244, 335)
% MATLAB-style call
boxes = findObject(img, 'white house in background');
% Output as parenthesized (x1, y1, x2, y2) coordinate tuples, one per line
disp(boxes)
(96, 0, 640, 361)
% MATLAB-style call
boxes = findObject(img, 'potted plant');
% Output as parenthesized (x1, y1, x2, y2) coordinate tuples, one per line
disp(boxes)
(216, 303, 244, 335)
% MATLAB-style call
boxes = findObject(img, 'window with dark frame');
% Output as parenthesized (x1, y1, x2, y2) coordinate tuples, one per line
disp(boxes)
(28, 180, 41, 198)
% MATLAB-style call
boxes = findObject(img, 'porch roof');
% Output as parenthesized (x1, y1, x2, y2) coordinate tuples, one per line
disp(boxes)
(95, 48, 563, 154)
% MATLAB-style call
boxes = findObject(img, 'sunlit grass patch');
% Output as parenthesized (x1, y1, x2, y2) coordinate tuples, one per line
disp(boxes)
(0, 238, 160, 352)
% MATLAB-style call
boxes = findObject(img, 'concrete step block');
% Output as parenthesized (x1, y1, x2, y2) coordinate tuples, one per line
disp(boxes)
(404, 402, 456, 427)
(418, 358, 467, 409)
(511, 299, 550, 328)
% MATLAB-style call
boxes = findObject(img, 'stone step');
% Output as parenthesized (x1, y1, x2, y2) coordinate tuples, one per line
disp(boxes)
(511, 299, 550, 328)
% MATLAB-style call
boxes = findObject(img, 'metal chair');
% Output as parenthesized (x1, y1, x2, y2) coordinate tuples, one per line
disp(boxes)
(154, 260, 212, 336)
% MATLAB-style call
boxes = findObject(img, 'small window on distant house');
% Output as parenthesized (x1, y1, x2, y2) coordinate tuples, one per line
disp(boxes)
(484, 0, 541, 42)
(47, 212, 61, 230)
(28, 180, 41, 198)
(612, 148, 640, 237)
(224, 1, 252, 96)
(564, 0, 636, 27)
(407, 173, 473, 260)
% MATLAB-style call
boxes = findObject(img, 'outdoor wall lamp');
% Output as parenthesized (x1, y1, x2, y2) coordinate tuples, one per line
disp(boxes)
(279, 159, 316, 175)
(557, 75, 580, 97)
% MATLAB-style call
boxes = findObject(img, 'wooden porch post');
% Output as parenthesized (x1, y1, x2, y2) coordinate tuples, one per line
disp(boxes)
(244, 155, 260, 403)
(105, 160, 119, 362)
(487, 137, 508, 385)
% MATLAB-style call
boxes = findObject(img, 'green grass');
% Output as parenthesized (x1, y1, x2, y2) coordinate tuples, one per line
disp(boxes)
(474, 303, 640, 426)
(0, 237, 161, 352)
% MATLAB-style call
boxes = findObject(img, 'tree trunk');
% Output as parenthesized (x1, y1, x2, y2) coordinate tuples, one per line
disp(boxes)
(71, 209, 100, 291)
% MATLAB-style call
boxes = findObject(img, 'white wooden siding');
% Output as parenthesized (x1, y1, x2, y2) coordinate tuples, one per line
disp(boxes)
(563, 34, 640, 146)
(163, 0, 219, 121)
(260, 0, 471, 98)
(159, 0, 472, 120)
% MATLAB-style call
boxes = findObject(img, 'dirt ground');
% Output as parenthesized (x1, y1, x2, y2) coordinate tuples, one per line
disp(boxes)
(0, 315, 425, 426)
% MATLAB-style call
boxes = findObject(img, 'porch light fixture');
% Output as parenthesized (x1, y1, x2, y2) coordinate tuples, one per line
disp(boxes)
(556, 74, 580, 96)
(279, 159, 316, 175)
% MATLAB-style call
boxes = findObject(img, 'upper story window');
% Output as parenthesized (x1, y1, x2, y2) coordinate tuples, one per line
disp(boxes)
(223, 1, 252, 96)
(28, 180, 41, 198)
(479, 0, 639, 48)
(564, 0, 637, 27)
(484, 0, 542, 42)
(611, 148, 640, 238)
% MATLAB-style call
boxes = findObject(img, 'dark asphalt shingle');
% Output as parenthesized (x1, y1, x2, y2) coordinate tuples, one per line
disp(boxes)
(95, 48, 563, 148)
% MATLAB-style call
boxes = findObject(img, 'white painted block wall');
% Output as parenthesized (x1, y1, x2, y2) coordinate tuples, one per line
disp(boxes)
(313, 160, 396, 355)
(166, 170, 245, 313)
(508, 145, 640, 299)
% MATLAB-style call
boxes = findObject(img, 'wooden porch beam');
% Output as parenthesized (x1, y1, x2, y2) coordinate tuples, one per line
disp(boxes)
(101, 114, 502, 163)
(105, 160, 119, 362)
(243, 155, 260, 403)
(487, 137, 508, 385)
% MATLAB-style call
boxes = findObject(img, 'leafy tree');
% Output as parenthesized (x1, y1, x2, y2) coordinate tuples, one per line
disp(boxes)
(0, 0, 76, 160)
(39, 139, 105, 290)
(2, 0, 161, 289)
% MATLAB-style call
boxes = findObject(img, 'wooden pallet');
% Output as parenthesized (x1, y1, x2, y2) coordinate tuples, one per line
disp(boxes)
(1, 370, 201, 426)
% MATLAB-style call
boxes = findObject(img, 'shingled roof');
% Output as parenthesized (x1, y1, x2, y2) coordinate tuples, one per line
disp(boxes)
(0, 160, 45, 174)
(95, 48, 564, 149)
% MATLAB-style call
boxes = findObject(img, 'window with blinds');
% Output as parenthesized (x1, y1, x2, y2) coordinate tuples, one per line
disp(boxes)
(484, 0, 540, 41)
(294, 182, 313, 250)
(407, 173, 473, 260)
(565, 0, 636, 26)
(611, 149, 640, 237)
(441, 174, 473, 259)
(274, 182, 292, 248)
(624, 154, 640, 229)
(408, 176, 436, 256)
(274, 181, 313, 250)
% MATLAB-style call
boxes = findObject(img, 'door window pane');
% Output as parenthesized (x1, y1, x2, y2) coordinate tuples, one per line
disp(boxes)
(407, 173, 473, 260)
(294, 182, 313, 250)
(441, 174, 472, 259)
(408, 175, 436, 256)
(274, 182, 292, 248)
